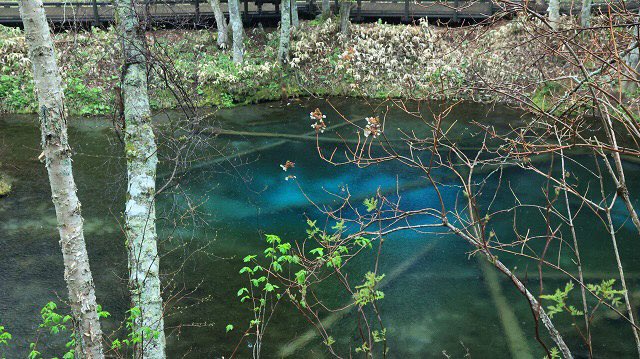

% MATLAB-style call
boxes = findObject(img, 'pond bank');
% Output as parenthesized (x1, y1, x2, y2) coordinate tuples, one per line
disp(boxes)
(0, 16, 595, 116)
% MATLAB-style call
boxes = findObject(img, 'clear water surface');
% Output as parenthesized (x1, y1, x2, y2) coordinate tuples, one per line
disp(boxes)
(1, 98, 639, 358)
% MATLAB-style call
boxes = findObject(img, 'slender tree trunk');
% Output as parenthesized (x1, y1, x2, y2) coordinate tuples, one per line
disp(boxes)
(228, 0, 244, 64)
(606, 208, 640, 357)
(580, 0, 591, 27)
(210, 0, 228, 48)
(290, 0, 299, 28)
(339, 0, 352, 36)
(322, 0, 330, 18)
(559, 147, 592, 356)
(115, 1, 167, 358)
(278, 0, 291, 65)
(548, 0, 560, 30)
(19, 1, 104, 358)
(623, 8, 639, 93)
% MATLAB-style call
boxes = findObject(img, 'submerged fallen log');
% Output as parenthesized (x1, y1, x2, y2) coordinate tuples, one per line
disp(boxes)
(198, 128, 363, 144)
(158, 120, 355, 179)
(478, 257, 534, 359)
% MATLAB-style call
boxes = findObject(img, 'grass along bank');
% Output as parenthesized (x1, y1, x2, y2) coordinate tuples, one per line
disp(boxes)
(1, 16, 635, 116)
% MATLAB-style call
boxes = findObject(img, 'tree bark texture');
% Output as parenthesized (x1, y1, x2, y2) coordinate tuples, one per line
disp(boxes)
(339, 0, 353, 36)
(210, 0, 229, 48)
(322, 0, 330, 18)
(228, 0, 244, 63)
(623, 8, 639, 93)
(115, 0, 167, 358)
(580, 0, 592, 27)
(548, 0, 560, 30)
(19, 1, 105, 358)
(278, 0, 291, 65)
(291, 0, 299, 28)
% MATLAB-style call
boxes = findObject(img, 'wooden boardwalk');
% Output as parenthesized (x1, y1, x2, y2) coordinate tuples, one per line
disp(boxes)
(0, 0, 498, 26)
(0, 0, 634, 26)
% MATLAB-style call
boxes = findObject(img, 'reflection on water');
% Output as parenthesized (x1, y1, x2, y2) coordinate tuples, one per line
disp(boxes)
(1, 99, 640, 358)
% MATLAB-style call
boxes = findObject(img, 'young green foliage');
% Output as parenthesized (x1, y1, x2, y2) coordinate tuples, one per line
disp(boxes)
(0, 325, 11, 359)
(587, 279, 626, 307)
(25, 302, 81, 359)
(539, 282, 582, 318)
(354, 272, 386, 307)
(364, 197, 378, 212)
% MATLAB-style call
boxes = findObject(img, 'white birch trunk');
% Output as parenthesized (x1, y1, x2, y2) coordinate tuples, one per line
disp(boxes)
(548, 0, 560, 30)
(321, 0, 330, 18)
(623, 8, 639, 93)
(339, 0, 352, 36)
(291, 0, 299, 28)
(278, 0, 291, 65)
(228, 0, 244, 64)
(210, 0, 229, 48)
(580, 0, 592, 27)
(18, 1, 105, 358)
(115, 1, 167, 358)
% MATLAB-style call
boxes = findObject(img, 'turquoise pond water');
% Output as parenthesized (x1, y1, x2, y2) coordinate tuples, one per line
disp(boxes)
(1, 98, 640, 358)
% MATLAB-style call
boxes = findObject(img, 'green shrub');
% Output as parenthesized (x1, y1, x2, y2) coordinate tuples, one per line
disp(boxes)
(64, 77, 111, 116)
(0, 74, 35, 113)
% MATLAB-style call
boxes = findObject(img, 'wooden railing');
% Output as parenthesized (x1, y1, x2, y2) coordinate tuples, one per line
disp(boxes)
(0, 0, 634, 25)
(0, 0, 497, 25)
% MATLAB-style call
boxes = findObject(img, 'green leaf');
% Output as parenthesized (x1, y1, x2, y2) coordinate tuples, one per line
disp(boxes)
(331, 220, 345, 231)
(277, 243, 292, 254)
(355, 236, 372, 248)
(265, 234, 281, 244)
(324, 336, 336, 346)
(239, 266, 253, 274)
(364, 197, 378, 212)
(295, 270, 307, 286)
(225, 324, 234, 333)
(309, 248, 324, 257)
(111, 339, 122, 350)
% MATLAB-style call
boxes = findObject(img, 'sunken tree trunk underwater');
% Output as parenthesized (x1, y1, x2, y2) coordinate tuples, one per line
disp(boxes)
(547, 0, 560, 30)
(228, 0, 244, 63)
(278, 0, 291, 65)
(456, 167, 573, 359)
(19, 0, 105, 357)
(115, 0, 167, 358)
(210, 0, 229, 48)
(291, 0, 299, 28)
(339, 0, 353, 36)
